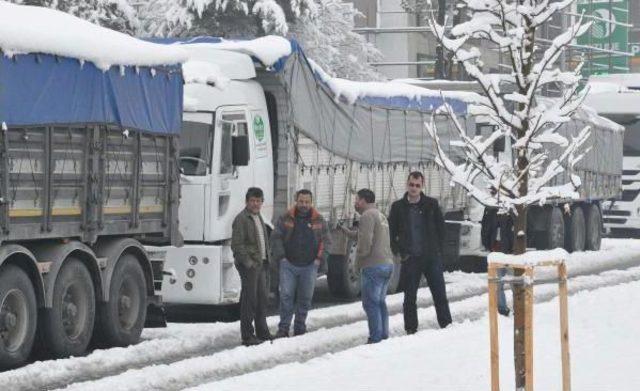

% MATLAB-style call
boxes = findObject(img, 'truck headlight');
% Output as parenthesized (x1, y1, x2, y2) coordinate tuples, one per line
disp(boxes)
(189, 256, 198, 265)
(184, 282, 193, 291)
(186, 268, 195, 278)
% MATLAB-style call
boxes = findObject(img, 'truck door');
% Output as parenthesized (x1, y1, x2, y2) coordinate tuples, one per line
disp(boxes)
(179, 112, 214, 241)
(206, 107, 252, 242)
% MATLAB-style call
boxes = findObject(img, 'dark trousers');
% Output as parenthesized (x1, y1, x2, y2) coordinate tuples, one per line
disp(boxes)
(401, 256, 452, 330)
(237, 262, 271, 341)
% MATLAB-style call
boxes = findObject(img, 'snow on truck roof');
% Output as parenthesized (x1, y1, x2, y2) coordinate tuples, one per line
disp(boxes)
(160, 36, 477, 113)
(0, 1, 187, 70)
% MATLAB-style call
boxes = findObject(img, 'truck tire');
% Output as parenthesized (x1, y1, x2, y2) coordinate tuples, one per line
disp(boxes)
(97, 254, 147, 347)
(327, 241, 360, 299)
(542, 206, 565, 250)
(43, 258, 95, 358)
(565, 206, 586, 253)
(585, 204, 602, 251)
(0, 265, 37, 369)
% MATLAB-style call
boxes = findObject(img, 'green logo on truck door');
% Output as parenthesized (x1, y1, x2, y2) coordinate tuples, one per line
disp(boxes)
(253, 115, 265, 142)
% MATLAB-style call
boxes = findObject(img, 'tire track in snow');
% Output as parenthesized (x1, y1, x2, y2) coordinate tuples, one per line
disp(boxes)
(1, 238, 638, 390)
(0, 273, 485, 391)
(58, 267, 640, 391)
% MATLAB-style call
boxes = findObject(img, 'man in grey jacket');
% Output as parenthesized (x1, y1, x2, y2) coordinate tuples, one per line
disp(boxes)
(231, 187, 272, 346)
(354, 188, 394, 344)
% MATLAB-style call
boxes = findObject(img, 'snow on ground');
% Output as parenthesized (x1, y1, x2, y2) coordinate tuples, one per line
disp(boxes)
(0, 239, 638, 390)
(202, 278, 640, 391)
(0, 1, 187, 70)
(55, 266, 640, 390)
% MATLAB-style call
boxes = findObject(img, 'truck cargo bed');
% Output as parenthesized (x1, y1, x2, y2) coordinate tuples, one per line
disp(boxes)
(0, 124, 180, 245)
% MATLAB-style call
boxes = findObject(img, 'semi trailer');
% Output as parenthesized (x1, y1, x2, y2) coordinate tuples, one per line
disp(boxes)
(0, 2, 186, 368)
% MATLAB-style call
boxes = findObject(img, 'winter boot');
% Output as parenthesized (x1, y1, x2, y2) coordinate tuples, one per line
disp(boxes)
(242, 335, 264, 347)
(274, 329, 289, 339)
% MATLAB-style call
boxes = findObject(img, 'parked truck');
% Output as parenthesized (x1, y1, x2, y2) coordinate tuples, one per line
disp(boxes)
(0, 3, 185, 368)
(384, 79, 624, 268)
(585, 75, 640, 238)
(149, 37, 470, 307)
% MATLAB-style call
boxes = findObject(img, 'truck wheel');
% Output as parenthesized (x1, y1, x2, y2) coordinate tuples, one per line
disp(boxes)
(97, 254, 147, 347)
(565, 206, 586, 253)
(43, 258, 95, 358)
(327, 241, 360, 299)
(543, 206, 565, 250)
(585, 204, 602, 251)
(0, 265, 37, 369)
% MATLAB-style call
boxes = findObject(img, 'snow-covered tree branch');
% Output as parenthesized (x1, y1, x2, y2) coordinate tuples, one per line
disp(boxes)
(138, 0, 317, 37)
(425, 0, 592, 219)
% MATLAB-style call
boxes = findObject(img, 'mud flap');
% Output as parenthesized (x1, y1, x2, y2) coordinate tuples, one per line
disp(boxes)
(144, 295, 167, 328)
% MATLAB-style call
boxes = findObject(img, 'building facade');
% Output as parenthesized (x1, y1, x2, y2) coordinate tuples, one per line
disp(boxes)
(349, 0, 636, 80)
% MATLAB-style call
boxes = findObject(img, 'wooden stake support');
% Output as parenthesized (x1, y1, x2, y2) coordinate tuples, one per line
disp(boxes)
(488, 260, 571, 391)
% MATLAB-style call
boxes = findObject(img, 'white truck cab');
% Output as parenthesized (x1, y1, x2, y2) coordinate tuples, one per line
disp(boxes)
(147, 47, 274, 305)
(585, 76, 640, 238)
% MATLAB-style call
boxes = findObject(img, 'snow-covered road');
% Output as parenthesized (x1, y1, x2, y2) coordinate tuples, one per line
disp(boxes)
(0, 239, 639, 390)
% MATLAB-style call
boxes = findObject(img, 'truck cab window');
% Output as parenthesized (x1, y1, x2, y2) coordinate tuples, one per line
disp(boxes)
(220, 113, 248, 174)
(180, 120, 213, 176)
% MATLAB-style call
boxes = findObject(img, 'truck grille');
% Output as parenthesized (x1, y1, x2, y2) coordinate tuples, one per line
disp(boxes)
(602, 210, 632, 217)
(622, 190, 640, 202)
(604, 217, 627, 225)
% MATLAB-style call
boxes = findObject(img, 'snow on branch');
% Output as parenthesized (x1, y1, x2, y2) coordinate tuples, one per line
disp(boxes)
(425, 0, 594, 212)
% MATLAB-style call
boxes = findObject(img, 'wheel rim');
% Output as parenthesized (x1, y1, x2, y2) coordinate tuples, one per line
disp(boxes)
(573, 211, 585, 251)
(61, 283, 89, 340)
(0, 289, 29, 353)
(550, 209, 564, 248)
(117, 275, 141, 331)
(347, 242, 359, 290)
(589, 208, 601, 248)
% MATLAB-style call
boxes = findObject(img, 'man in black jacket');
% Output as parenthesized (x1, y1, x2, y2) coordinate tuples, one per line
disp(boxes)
(388, 171, 452, 332)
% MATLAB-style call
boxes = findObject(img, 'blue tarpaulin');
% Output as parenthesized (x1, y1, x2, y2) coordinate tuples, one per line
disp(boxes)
(0, 53, 183, 135)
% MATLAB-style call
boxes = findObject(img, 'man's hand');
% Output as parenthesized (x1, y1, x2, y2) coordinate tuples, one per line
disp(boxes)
(314, 259, 321, 266)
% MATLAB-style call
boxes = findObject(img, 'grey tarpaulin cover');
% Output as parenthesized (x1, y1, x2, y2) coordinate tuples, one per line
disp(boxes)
(273, 49, 475, 165)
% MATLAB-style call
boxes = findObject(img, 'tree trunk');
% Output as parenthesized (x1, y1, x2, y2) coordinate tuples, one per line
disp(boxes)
(513, 12, 536, 387)
(513, 204, 527, 389)
(435, 0, 447, 79)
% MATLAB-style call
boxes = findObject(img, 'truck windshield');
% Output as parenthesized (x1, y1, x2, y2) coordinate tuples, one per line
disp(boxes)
(180, 120, 213, 176)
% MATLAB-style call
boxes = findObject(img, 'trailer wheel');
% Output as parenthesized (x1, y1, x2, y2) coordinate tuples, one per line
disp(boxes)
(327, 241, 360, 299)
(43, 258, 95, 358)
(565, 206, 586, 253)
(543, 206, 565, 250)
(585, 204, 602, 251)
(0, 265, 37, 369)
(97, 254, 147, 347)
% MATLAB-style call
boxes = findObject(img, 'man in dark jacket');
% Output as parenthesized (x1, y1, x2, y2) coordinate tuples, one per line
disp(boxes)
(271, 189, 330, 338)
(231, 187, 272, 346)
(388, 171, 452, 331)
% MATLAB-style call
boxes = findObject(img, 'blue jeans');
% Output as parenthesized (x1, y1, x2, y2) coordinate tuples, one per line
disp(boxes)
(361, 263, 394, 343)
(497, 268, 509, 314)
(278, 259, 318, 334)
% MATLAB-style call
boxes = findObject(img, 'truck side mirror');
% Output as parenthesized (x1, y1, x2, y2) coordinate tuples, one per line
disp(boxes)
(232, 135, 250, 166)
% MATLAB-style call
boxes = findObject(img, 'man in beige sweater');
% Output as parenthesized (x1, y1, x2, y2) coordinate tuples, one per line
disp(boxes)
(353, 188, 394, 343)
